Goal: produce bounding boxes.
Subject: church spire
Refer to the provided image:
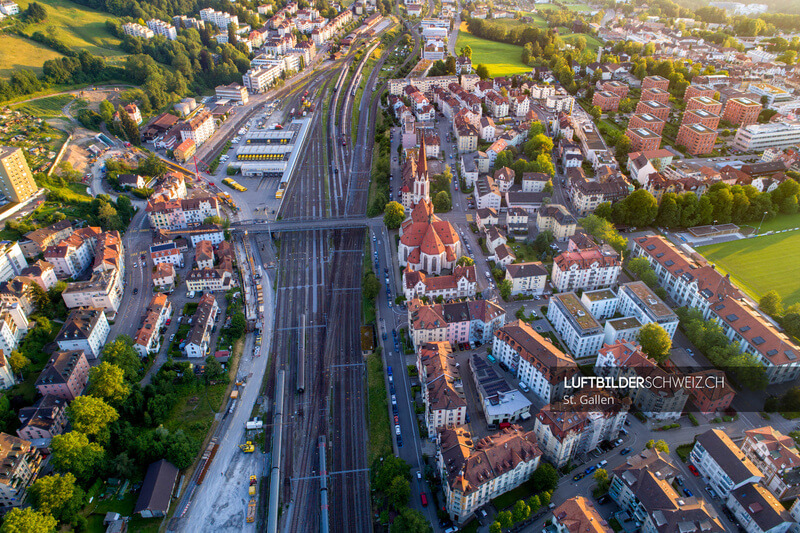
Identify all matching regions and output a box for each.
[417,134,428,180]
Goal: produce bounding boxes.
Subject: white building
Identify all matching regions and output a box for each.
[733,121,800,153]
[122,22,155,39]
[199,7,238,28]
[184,294,218,358]
[61,269,123,316]
[0,242,26,284]
[417,342,466,435]
[551,247,621,293]
[133,293,171,357]
[504,262,548,296]
[402,265,477,301]
[55,307,110,359]
[470,354,532,426]
[690,429,763,498]
[727,483,793,533]
[547,292,605,360]
[146,19,178,40]
[215,83,249,104]
[243,64,284,93]
[617,281,678,338]
[179,110,215,147]
[580,288,618,320]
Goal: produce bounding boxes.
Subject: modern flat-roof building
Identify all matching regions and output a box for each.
[681,108,721,130]
[617,281,679,338]
[547,292,604,360]
[635,100,670,121]
[469,354,532,426]
[676,123,717,155]
[625,127,661,152]
[580,288,618,320]
[628,113,665,136]
[684,85,715,102]
[686,96,723,115]
[733,121,800,152]
[0,146,38,203]
[642,87,670,104]
[602,81,629,99]
[642,75,669,91]
[592,91,620,112]
[722,97,761,127]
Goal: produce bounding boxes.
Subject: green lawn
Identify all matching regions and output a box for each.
[752,212,800,234]
[13,94,74,117]
[0,34,64,76]
[696,231,800,306]
[456,23,529,77]
[561,32,604,51]
[366,351,392,463]
[493,16,547,28]
[164,383,228,443]
[16,0,124,56]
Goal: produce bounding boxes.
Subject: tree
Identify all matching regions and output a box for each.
[67,396,118,438]
[204,354,225,383]
[391,508,432,533]
[499,279,512,300]
[512,499,531,522]
[489,523,502,533]
[594,202,613,221]
[24,2,47,22]
[760,290,784,318]
[539,491,551,506]
[497,510,514,530]
[532,462,559,492]
[373,455,410,488]
[645,439,669,453]
[528,121,545,138]
[456,256,474,266]
[697,195,714,225]
[527,494,541,513]
[459,45,472,59]
[525,134,554,159]
[118,107,140,146]
[29,473,84,525]
[589,105,602,121]
[593,468,610,491]
[476,64,490,79]
[230,312,247,340]
[50,432,104,479]
[384,201,405,229]
[637,323,671,363]
[386,475,410,510]
[8,351,30,374]
[623,189,658,227]
[362,271,380,300]
[88,362,129,404]
[101,336,142,381]
[433,191,451,212]
[656,193,680,228]
[0,508,57,533]
[615,134,632,163]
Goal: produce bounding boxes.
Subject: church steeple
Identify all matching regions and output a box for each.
[417,134,428,180]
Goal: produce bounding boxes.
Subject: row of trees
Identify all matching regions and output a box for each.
[371,456,430,532]
[758,291,800,345]
[488,464,558,533]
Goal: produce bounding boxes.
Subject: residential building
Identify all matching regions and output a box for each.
[609,448,724,533]
[506,207,528,234]
[153,263,176,292]
[150,242,183,267]
[407,298,505,348]
[522,172,550,193]
[0,433,42,508]
[134,293,171,357]
[688,369,735,415]
[398,200,462,275]
[122,22,155,39]
[676,123,717,156]
[733,121,800,153]
[474,175,502,210]
[551,496,613,533]
[687,96,723,115]
[727,483,793,533]
[44,231,95,279]
[642,75,669,91]
[402,265,477,301]
[567,176,630,217]
[536,205,576,241]
[595,341,689,420]
[179,109,215,147]
[684,85,716,102]
[592,91,620,112]
[626,127,661,153]
[19,220,72,258]
[61,269,123,316]
[722,97,761,127]
[682,108,721,130]
[187,225,225,247]
[628,114,665,136]
[741,427,800,501]
[547,293,605,360]
[580,289,617,320]
[551,247,621,293]
[641,87,670,104]
[617,281,678,338]
[195,240,215,270]
[438,425,541,523]
[17,395,68,444]
[35,349,89,401]
[199,7,238,28]
[146,18,177,40]
[184,294,218,358]
[493,167,514,193]
[470,354,532,426]
[0,242,25,284]
[631,235,800,383]
[690,429,763,498]
[635,100,670,121]
[0,350,12,390]
[186,268,232,293]
[476,207,498,230]
[492,320,578,404]
[417,342,467,435]
[134,460,179,518]
[0,1,19,15]
[0,146,38,203]
[534,388,628,468]
[146,196,220,230]
[174,139,195,163]
[504,262,548,297]
[55,307,109,359]
[603,316,643,345]
[602,81,629,99]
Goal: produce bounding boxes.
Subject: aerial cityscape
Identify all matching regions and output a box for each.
[0,0,799,531]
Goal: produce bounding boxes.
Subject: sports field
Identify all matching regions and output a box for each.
[456,24,529,77]
[696,231,800,306]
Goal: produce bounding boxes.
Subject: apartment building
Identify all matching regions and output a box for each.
[684,84,715,102]
[602,81,629,99]
[146,196,220,230]
[44,232,95,279]
[402,265,477,301]
[547,293,605,360]
[35,349,89,401]
[688,369,735,415]
[152,263,175,292]
[551,497,613,533]
[505,207,527,234]
[243,64,284,93]
[617,281,678,338]
[628,113,665,136]
[470,354,531,426]
[186,268,232,293]
[626,127,661,152]
[733,121,800,152]
[134,293,172,357]
[492,320,578,404]
[551,247,621,293]
[690,429,763,498]
[186,225,225,246]
[741,427,800,501]
[592,91,620,112]
[609,448,724,533]
[0,433,42,508]
[215,83,249,104]
[122,22,155,39]
[407,298,505,349]
[486,92,509,117]
[185,294,218,358]
[0,242,25,284]
[727,483,793,533]
[534,388,628,468]
[642,75,669,91]
[199,7,238,28]
[635,100,670,121]
[567,177,630,217]
[19,220,72,258]
[686,96,723,115]
[17,395,68,443]
[150,242,183,267]
[681,108,721,131]
[146,18,177,40]
[474,175,502,210]
[504,262,548,297]
[417,342,466,435]
[0,146,38,203]
[642,87,670,105]
[676,123,717,156]
[179,109,215,147]
[631,235,800,383]
[61,269,123,316]
[595,340,689,420]
[195,240,215,270]
[438,425,541,523]
[536,204,576,242]
[55,307,109,359]
[722,97,762,127]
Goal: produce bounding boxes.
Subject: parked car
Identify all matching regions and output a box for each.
[573,473,585,481]
[620,447,631,456]
[683,488,693,497]
[688,464,700,476]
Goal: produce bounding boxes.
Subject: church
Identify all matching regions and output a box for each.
[398,199,462,275]
[399,134,431,211]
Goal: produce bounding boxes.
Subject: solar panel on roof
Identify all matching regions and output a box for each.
[753,336,765,345]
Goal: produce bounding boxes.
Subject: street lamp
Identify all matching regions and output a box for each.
[757,211,768,235]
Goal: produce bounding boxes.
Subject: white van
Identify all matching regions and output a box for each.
[519,382,530,393]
